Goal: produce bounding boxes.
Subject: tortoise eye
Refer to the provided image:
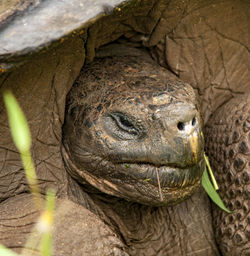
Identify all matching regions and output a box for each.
[102,112,146,141]
[109,112,138,135]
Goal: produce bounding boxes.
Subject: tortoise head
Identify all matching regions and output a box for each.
[62,54,205,206]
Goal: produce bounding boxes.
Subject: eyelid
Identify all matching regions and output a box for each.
[102,112,146,141]
[109,112,138,134]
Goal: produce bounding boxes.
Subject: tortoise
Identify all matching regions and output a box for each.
[0,0,249,255]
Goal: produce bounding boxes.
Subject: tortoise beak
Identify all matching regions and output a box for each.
[189,130,200,163]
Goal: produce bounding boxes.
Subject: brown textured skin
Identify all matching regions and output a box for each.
[205,96,250,256]
[0,0,249,255]
[0,191,218,256]
[89,187,218,256]
[0,194,128,256]
[0,37,85,201]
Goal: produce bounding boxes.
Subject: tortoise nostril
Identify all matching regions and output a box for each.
[177,122,185,131]
[178,116,197,131]
[192,117,196,126]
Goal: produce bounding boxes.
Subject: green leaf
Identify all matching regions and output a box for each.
[3,90,31,152]
[40,233,52,256]
[45,189,56,213]
[204,153,219,190]
[3,90,42,208]
[0,244,18,256]
[202,168,231,213]
[20,151,41,205]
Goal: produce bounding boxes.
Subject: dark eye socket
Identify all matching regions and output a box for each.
[110,112,138,134]
[119,115,134,128]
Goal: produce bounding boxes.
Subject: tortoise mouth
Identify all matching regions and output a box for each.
[62,144,205,205]
[116,161,204,189]
[62,142,204,190]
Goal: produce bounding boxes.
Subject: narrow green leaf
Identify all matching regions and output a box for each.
[0,244,18,256]
[3,90,31,152]
[40,233,52,256]
[202,168,231,213]
[204,153,219,190]
[3,91,42,208]
[45,189,56,213]
[20,151,42,208]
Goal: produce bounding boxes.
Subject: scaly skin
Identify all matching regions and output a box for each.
[205,95,250,256]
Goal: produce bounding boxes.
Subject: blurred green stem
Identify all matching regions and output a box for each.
[20,151,42,209]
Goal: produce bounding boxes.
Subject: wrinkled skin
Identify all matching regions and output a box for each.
[0,0,249,256]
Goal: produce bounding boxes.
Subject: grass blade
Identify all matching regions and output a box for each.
[3,91,42,208]
[39,189,55,256]
[202,167,231,213]
[3,90,31,152]
[204,153,219,190]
